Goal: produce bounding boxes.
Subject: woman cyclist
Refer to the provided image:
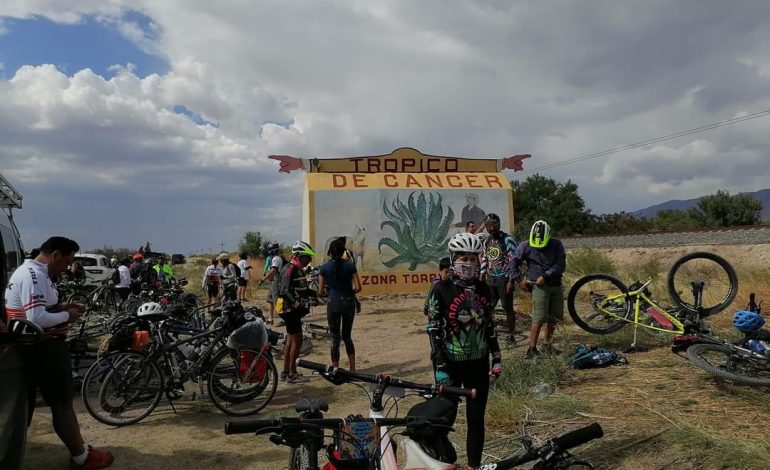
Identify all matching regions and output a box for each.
[424,232,502,468]
[317,238,362,371]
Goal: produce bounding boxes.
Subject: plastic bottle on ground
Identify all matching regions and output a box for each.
[530,383,555,399]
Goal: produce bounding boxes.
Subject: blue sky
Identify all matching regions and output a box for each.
[0,11,167,78]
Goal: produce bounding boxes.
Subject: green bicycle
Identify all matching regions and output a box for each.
[567,252,739,337]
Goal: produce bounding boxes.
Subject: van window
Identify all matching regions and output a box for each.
[74,256,98,267]
[0,225,20,279]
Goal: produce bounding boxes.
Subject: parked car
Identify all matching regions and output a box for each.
[74,253,116,286]
[171,254,186,265]
[0,172,24,289]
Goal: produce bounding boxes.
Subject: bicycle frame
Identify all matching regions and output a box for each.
[594,279,686,334]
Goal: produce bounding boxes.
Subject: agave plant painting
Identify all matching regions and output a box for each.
[378,192,454,271]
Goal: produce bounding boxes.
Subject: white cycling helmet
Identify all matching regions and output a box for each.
[137,302,164,317]
[448,232,482,254]
[291,240,316,256]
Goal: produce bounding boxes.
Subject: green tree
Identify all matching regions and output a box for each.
[238,231,276,257]
[92,245,134,260]
[586,212,652,234]
[651,209,701,231]
[689,189,762,227]
[512,174,592,240]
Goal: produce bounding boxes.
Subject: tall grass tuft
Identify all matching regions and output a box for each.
[566,247,617,280]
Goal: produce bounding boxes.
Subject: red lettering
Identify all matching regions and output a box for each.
[425,174,443,188]
[446,175,462,188]
[361,275,369,285]
[484,174,503,188]
[388,275,397,284]
[427,158,441,172]
[406,174,422,188]
[371,275,379,285]
[402,158,416,172]
[384,158,398,172]
[333,174,347,188]
[402,274,411,283]
[419,274,429,283]
[446,159,459,172]
[411,274,420,283]
[429,273,439,281]
[352,174,366,188]
[466,175,482,188]
[367,159,381,173]
[350,158,365,172]
[384,174,398,187]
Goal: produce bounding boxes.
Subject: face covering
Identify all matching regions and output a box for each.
[452,260,480,284]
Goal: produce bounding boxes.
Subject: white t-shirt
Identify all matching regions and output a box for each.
[270,256,283,271]
[117,265,132,288]
[237,259,250,280]
[5,259,69,330]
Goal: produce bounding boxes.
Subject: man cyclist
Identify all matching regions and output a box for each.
[277,241,317,383]
[479,213,518,346]
[259,243,283,324]
[424,232,502,468]
[513,220,566,359]
[153,256,174,287]
[218,254,238,301]
[5,236,114,469]
[236,252,252,302]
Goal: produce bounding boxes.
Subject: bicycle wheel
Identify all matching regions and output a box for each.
[567,274,631,335]
[81,352,164,426]
[305,322,331,340]
[667,252,738,317]
[288,444,312,470]
[68,292,91,307]
[686,343,770,387]
[207,347,278,416]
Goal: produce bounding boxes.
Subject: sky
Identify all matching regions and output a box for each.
[2,1,770,254]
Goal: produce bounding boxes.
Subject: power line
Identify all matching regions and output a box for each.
[517,108,770,176]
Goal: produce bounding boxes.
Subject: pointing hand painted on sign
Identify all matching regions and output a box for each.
[501,154,531,171]
[268,155,303,173]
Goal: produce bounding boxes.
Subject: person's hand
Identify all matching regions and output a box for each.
[506,281,514,293]
[67,308,83,323]
[519,279,529,290]
[490,358,503,378]
[536,276,545,286]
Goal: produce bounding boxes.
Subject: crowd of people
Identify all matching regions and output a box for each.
[0,216,566,469]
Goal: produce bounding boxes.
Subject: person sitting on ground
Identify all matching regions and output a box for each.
[218,254,238,301]
[201,257,222,310]
[318,238,362,371]
[512,220,566,359]
[424,232,501,468]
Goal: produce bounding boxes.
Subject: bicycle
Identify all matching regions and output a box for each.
[80,301,278,425]
[567,252,738,347]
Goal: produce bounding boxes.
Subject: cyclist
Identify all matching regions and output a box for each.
[236,252,252,302]
[512,220,566,359]
[259,243,283,324]
[115,258,132,301]
[218,254,238,301]
[479,213,518,346]
[153,256,174,287]
[201,257,222,309]
[424,232,502,468]
[318,238,362,371]
[5,236,114,469]
[277,241,317,383]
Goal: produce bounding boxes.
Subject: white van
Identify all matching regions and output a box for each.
[74,253,116,286]
[0,174,25,289]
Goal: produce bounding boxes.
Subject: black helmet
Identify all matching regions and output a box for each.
[239,252,248,259]
[484,213,500,224]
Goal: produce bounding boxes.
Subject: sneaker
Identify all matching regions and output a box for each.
[525,347,540,360]
[287,373,309,384]
[280,371,289,382]
[506,335,517,348]
[71,446,114,470]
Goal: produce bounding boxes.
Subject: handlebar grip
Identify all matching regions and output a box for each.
[224,419,280,435]
[439,385,476,399]
[296,359,331,373]
[550,423,603,452]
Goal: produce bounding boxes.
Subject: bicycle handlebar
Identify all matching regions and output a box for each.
[296,359,476,399]
[503,423,603,467]
[225,416,450,435]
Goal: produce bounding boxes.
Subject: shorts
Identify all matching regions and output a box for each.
[281,310,303,335]
[531,284,564,325]
[20,339,75,409]
[238,278,248,287]
[207,283,220,298]
[266,281,277,304]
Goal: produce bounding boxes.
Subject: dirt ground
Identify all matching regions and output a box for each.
[24,245,770,469]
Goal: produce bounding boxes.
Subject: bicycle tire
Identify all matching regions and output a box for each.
[67,292,91,307]
[567,274,631,335]
[207,347,278,416]
[305,322,331,340]
[667,252,738,317]
[686,343,770,387]
[81,352,164,426]
[288,444,312,470]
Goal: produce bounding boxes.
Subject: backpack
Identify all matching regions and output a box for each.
[111,268,121,285]
[140,265,158,285]
[232,263,241,278]
[568,344,628,369]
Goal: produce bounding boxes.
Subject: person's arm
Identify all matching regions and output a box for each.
[317,272,327,297]
[19,279,72,328]
[424,286,450,379]
[544,241,567,279]
[202,266,210,289]
[352,272,362,294]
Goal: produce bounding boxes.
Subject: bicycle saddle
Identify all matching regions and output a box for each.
[294,398,329,414]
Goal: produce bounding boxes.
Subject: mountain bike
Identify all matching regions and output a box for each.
[81,302,277,425]
[567,252,738,343]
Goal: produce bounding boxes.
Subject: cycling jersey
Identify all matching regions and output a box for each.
[117,265,132,288]
[480,231,517,280]
[5,260,69,330]
[202,265,221,288]
[262,255,273,276]
[424,279,500,364]
[277,259,313,313]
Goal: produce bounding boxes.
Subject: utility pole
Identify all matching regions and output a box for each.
[219,243,226,253]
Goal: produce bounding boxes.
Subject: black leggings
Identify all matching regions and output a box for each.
[446,358,490,467]
[327,299,356,362]
[488,279,515,335]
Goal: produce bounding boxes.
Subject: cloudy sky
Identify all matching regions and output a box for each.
[2,1,770,254]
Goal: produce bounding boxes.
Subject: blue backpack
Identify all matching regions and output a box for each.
[568,344,628,369]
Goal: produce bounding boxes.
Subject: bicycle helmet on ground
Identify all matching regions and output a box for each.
[137,302,164,318]
[733,310,765,332]
[529,220,551,248]
[291,240,316,257]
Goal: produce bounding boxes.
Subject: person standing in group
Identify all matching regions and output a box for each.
[218,254,238,301]
[115,258,132,302]
[236,252,252,302]
[5,236,114,469]
[258,243,283,324]
[318,238,362,371]
[153,256,174,287]
[512,220,566,359]
[201,258,222,310]
[276,241,316,383]
[424,232,502,468]
[479,213,518,347]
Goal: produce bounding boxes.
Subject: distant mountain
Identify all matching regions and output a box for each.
[632,188,770,220]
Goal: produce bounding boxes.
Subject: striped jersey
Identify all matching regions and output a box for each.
[5,259,70,331]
